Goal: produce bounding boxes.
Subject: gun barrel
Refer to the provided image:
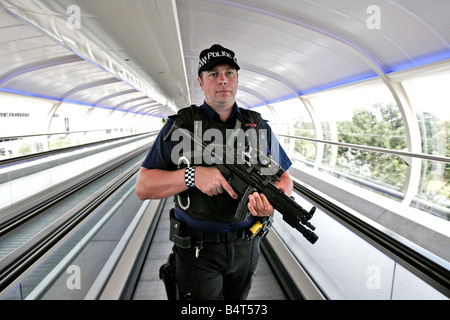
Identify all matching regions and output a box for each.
[291,219,319,244]
[266,190,319,244]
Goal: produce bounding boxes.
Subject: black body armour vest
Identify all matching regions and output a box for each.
[169,105,265,223]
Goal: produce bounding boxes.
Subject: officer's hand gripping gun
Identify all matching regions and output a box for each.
[216,151,318,244]
[165,120,319,244]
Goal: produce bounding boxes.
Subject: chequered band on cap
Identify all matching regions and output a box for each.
[185,166,196,188]
[198,44,240,76]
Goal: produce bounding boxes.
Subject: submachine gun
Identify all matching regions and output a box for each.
[165,119,319,244]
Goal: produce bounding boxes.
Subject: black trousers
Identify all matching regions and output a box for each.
[173,236,261,300]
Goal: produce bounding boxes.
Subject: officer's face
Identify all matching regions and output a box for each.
[198,64,238,111]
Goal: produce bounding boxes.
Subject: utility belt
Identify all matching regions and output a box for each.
[169,208,272,258]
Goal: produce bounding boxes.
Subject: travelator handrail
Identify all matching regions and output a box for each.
[0,142,151,296]
[0,128,159,141]
[277,133,450,164]
[0,130,159,168]
[292,180,450,298]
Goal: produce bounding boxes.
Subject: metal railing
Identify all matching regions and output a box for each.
[277,134,449,164]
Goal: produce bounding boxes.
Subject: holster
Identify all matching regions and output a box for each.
[169,208,191,249]
[159,209,191,300]
[159,252,177,300]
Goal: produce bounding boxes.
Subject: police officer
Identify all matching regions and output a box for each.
[136,44,293,300]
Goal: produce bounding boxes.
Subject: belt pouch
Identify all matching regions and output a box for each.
[169,209,191,249]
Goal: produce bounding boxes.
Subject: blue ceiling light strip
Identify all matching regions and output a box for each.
[3,51,449,113]
[246,93,298,109]
[300,73,380,96]
[248,52,450,109]
[386,50,450,73]
[0,87,62,103]
[247,73,379,109]
[0,87,155,117]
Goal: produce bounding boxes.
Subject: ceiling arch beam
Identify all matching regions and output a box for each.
[132,102,162,114]
[0,55,83,87]
[60,78,121,102]
[389,1,449,48]
[126,101,159,113]
[237,87,270,108]
[204,0,387,75]
[114,96,150,110]
[93,89,137,106]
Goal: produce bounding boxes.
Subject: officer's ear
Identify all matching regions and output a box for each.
[197,75,204,91]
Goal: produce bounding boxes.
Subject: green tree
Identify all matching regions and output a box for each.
[17,143,32,156]
[336,102,407,190]
[418,112,450,200]
[293,119,316,162]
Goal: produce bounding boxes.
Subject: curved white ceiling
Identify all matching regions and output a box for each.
[0,0,449,116]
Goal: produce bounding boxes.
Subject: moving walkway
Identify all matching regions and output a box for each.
[0,134,448,300]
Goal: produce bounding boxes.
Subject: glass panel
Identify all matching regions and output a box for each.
[413,160,450,220]
[249,105,276,123]
[403,72,450,158]
[403,72,450,219]
[0,94,160,161]
[329,147,407,200]
[268,98,317,163]
[0,135,154,210]
[0,93,53,137]
[294,82,409,197]
[109,111,128,138]
[48,102,91,149]
[309,80,405,148]
[84,108,112,143]
[0,93,53,157]
[48,103,91,134]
